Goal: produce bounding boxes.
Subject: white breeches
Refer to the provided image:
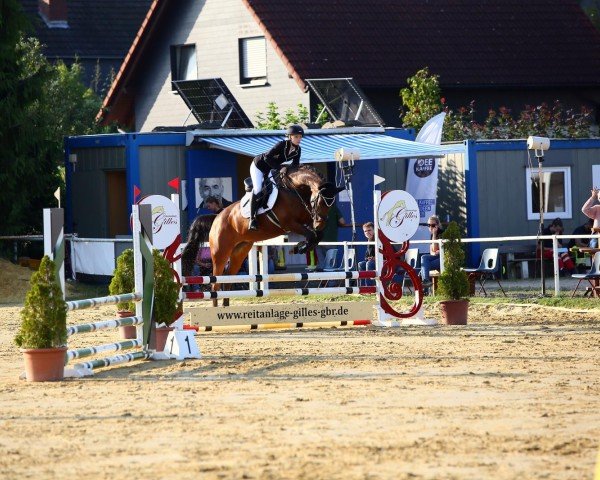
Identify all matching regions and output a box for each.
[250,163,264,195]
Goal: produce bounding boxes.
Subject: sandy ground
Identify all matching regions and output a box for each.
[0,295,599,480]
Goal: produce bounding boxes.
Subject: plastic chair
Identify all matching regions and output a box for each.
[321,248,356,287]
[463,248,506,296]
[571,252,600,297]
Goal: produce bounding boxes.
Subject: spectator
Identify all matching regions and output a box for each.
[315,202,352,270]
[538,218,576,274]
[204,195,223,214]
[358,222,375,286]
[581,187,600,248]
[567,218,593,249]
[421,215,444,292]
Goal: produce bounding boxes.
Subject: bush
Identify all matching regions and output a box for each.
[153,250,180,327]
[109,249,136,311]
[437,222,470,301]
[15,256,67,349]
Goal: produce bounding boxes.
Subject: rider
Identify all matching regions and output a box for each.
[248,124,304,230]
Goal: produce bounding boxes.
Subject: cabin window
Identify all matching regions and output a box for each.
[170,44,197,88]
[525,166,572,220]
[239,36,267,86]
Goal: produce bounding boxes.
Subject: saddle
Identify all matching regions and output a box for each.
[240,170,279,219]
[243,169,279,209]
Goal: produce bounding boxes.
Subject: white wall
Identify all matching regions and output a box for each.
[135,0,309,131]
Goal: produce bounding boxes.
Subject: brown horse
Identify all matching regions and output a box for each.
[181,165,343,304]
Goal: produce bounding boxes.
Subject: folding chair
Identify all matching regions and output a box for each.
[320,248,356,287]
[571,252,600,297]
[463,248,506,296]
[400,248,421,293]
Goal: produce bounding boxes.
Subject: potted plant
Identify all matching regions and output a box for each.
[109,249,137,339]
[153,249,181,351]
[15,256,68,381]
[437,221,470,325]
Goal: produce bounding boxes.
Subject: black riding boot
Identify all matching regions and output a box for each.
[249,194,258,230]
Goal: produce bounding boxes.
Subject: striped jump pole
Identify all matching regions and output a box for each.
[184,285,376,300]
[193,319,372,332]
[183,270,377,285]
[47,203,156,376]
[66,292,143,311]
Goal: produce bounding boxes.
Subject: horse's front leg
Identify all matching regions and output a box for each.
[294,224,321,254]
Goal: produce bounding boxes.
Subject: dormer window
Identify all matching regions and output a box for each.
[239,36,267,86]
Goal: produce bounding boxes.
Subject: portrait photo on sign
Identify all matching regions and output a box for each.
[195,176,233,211]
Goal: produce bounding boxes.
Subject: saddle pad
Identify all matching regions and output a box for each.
[239,181,279,219]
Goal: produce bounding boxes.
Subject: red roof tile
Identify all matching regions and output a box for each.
[243,0,600,88]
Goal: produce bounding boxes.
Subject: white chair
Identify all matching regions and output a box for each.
[321,248,356,287]
[571,252,600,297]
[463,248,506,296]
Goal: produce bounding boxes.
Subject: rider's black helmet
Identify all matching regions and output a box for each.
[286,124,304,137]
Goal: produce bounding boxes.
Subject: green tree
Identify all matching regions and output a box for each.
[255,102,328,129]
[0,13,104,236]
[400,67,443,131]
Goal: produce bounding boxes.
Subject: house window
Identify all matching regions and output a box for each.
[239,36,267,85]
[170,44,197,86]
[525,166,572,220]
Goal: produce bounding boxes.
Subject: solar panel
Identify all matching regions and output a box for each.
[172,79,253,128]
[305,78,385,127]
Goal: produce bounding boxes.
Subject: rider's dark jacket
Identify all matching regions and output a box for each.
[253,140,301,174]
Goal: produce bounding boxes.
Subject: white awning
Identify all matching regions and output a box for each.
[189,131,455,163]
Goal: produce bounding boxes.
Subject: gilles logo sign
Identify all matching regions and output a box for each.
[377,190,420,243]
[138,194,180,249]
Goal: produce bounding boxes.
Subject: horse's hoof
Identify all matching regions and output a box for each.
[296,242,308,255]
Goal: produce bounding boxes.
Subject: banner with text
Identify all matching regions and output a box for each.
[187,302,375,327]
[405,112,446,252]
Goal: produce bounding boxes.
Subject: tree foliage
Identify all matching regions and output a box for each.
[400,67,444,132]
[255,102,328,129]
[0,2,104,235]
[399,68,594,141]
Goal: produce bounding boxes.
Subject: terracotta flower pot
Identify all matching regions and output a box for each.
[117,311,137,339]
[155,327,174,352]
[21,347,67,382]
[439,299,469,325]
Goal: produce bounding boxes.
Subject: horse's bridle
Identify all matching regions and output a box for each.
[275,170,334,226]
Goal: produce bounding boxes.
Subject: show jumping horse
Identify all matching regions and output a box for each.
[181,165,344,306]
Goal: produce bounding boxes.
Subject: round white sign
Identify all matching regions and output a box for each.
[377,190,420,243]
[138,195,180,249]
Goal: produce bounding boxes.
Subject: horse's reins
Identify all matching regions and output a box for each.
[278,170,333,225]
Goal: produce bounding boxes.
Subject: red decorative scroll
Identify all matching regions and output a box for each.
[377,230,424,318]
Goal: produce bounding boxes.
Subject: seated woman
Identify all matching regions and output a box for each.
[421,215,444,292]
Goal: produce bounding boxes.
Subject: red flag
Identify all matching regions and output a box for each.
[133,185,141,202]
[168,177,180,193]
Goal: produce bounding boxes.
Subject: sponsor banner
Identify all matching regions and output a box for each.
[137,194,180,249]
[377,190,420,243]
[186,301,375,327]
[405,112,446,252]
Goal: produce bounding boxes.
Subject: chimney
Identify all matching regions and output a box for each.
[38,0,69,28]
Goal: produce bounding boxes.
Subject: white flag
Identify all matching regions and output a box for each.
[405,112,446,252]
[54,187,61,208]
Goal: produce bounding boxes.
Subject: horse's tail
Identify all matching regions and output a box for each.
[181,214,217,276]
